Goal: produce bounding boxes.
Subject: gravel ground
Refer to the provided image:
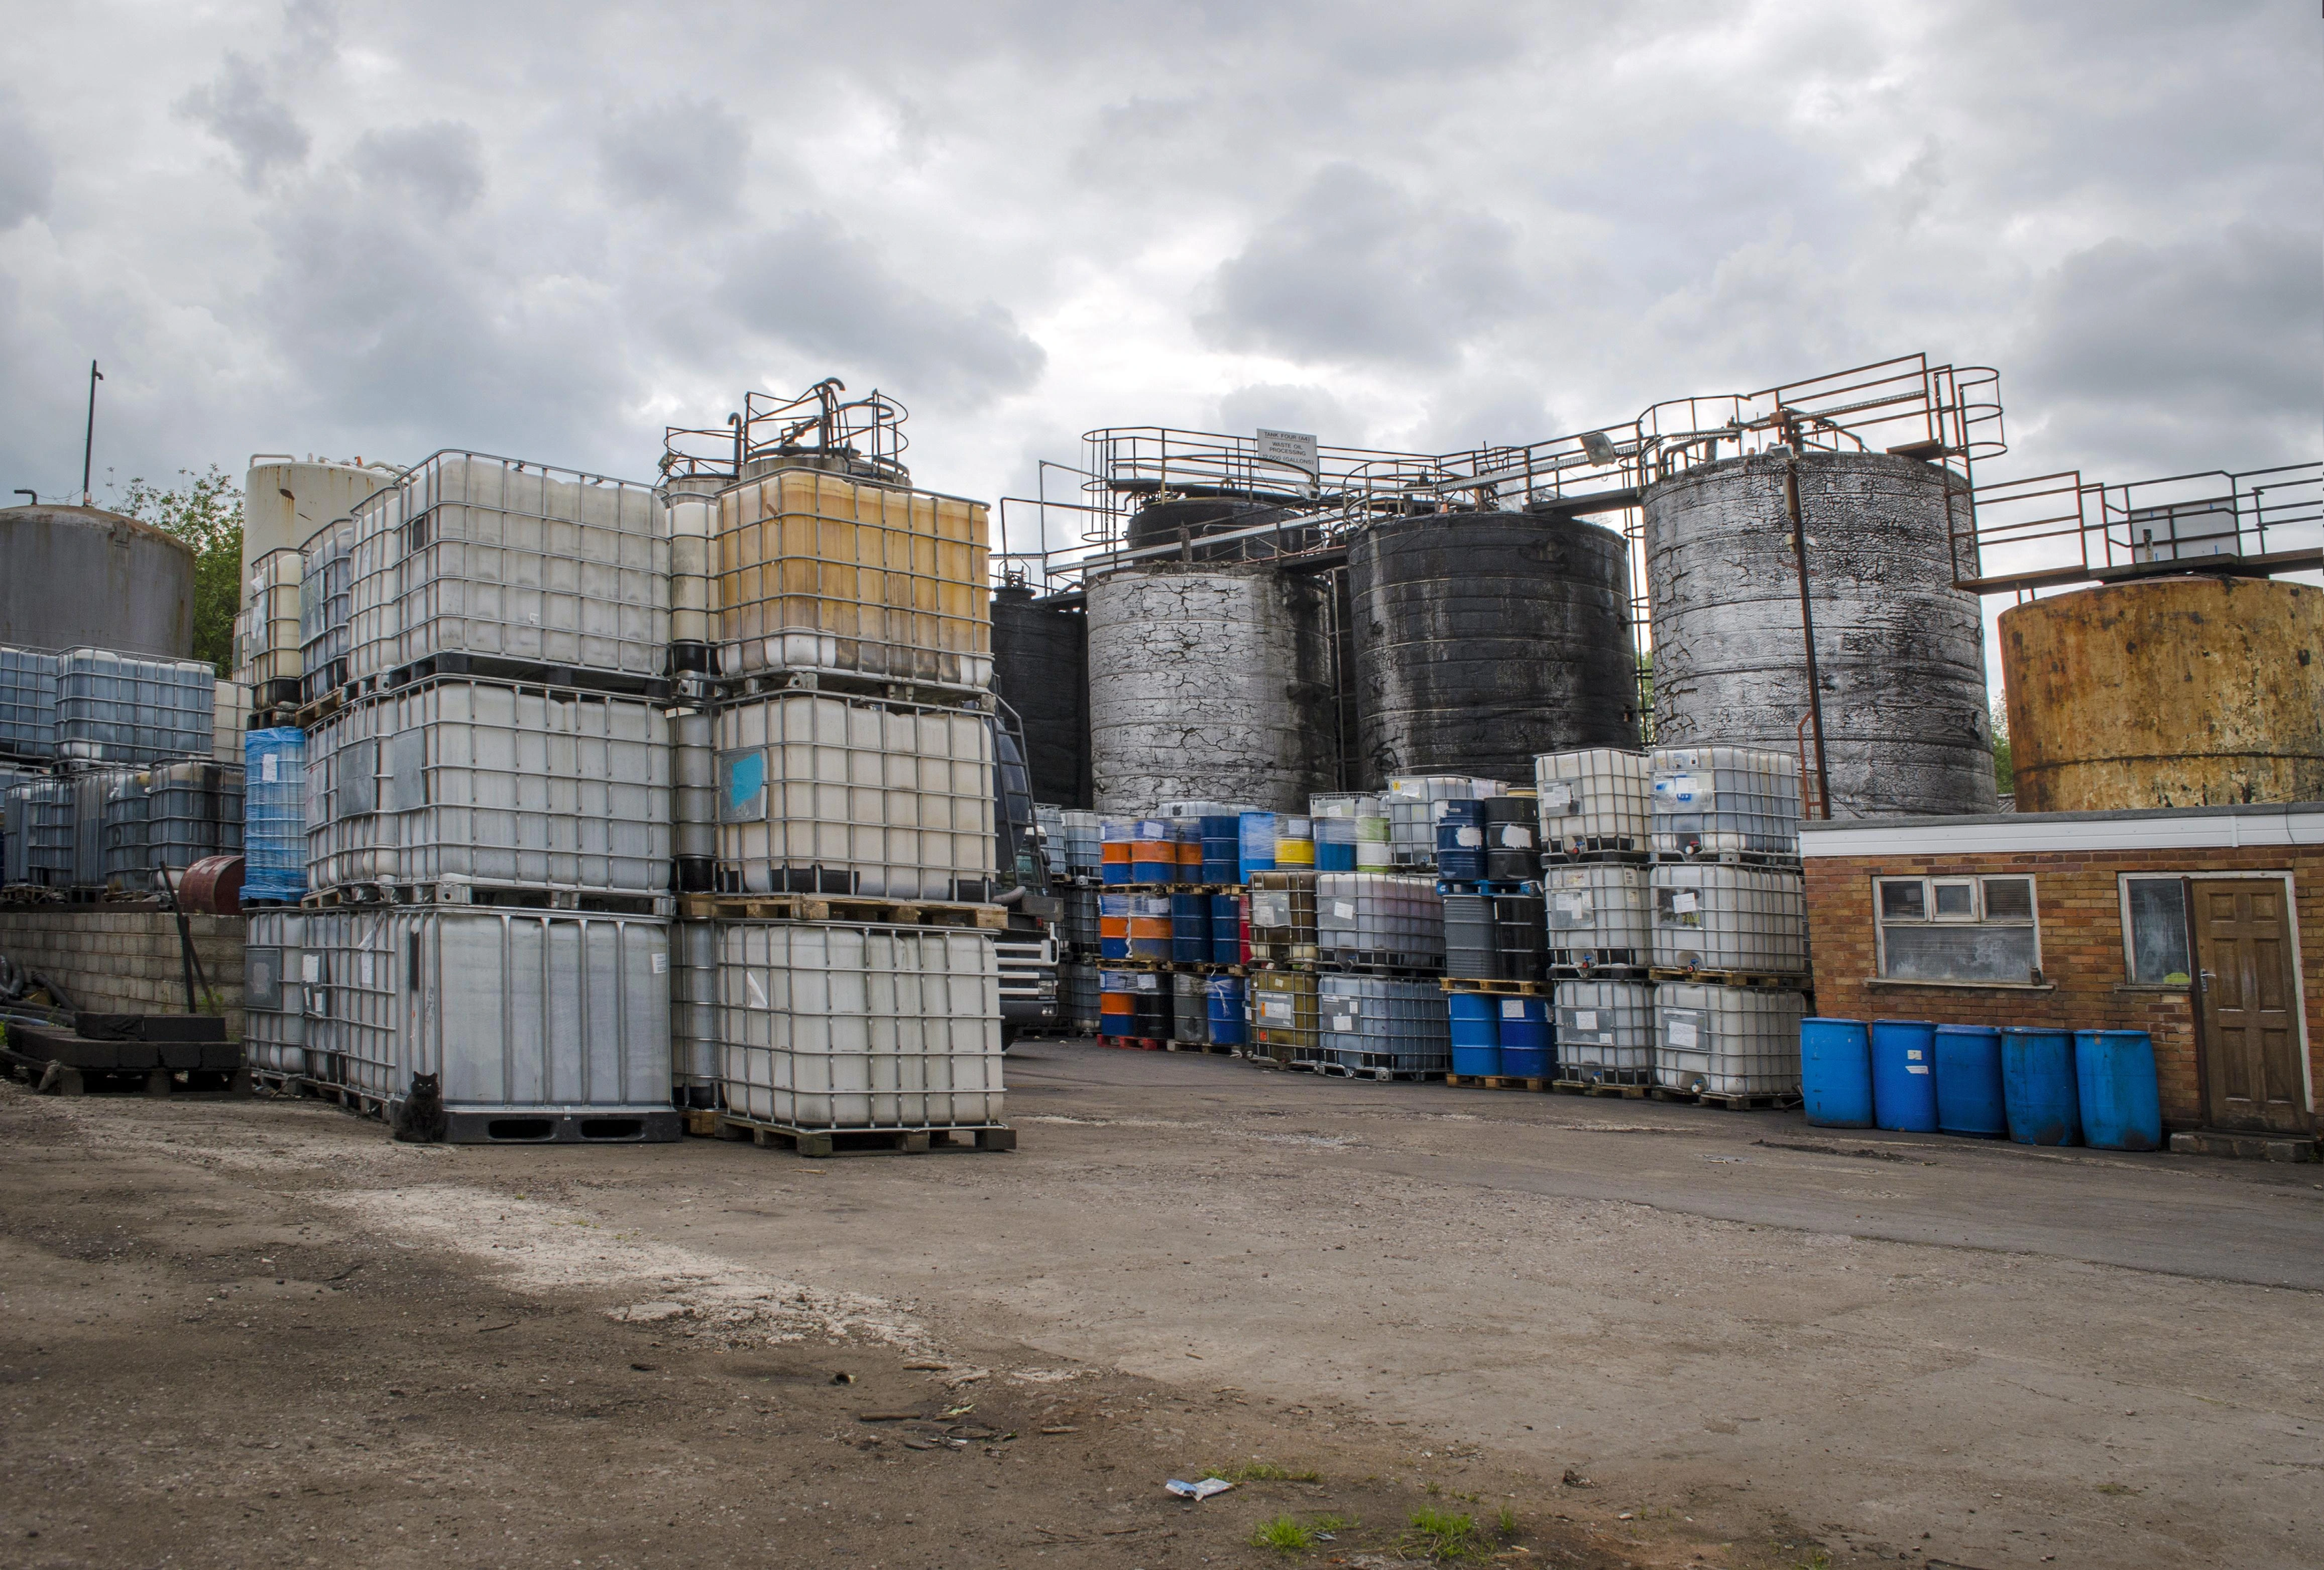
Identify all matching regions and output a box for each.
[4,1038,2319,1569]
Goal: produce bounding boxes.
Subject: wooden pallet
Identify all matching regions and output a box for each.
[1649,849,1802,869]
[1543,841,1648,863]
[1551,1079,1651,1098]
[250,1069,387,1116]
[708,666,996,713]
[1445,1072,1554,1092]
[713,1115,1014,1157]
[1163,1040,1236,1056]
[1649,1086,1802,1110]
[1319,1062,1436,1082]
[1099,1036,1166,1051]
[4,1046,247,1098]
[1434,880,1543,896]
[1316,957,1439,979]
[679,1106,723,1137]
[385,651,673,703]
[1440,977,1548,996]
[293,687,348,730]
[303,882,671,917]
[1647,967,1808,990]
[675,892,1005,929]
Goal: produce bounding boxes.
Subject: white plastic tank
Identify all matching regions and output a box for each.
[241,456,401,572]
[1653,982,1805,1096]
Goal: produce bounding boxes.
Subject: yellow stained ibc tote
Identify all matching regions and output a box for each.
[716,468,992,689]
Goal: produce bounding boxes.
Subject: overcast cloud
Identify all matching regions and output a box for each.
[2,0,2315,577]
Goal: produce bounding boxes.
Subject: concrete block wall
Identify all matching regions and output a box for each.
[0,908,246,1039]
[1804,844,2322,1133]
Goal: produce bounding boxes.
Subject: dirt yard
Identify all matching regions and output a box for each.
[4,1039,2318,1569]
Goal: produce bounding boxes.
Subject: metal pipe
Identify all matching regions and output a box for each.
[1783,450,1833,819]
[13,489,35,505]
[80,361,102,504]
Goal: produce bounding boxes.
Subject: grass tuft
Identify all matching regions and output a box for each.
[1407,1506,1480,1559]
[1495,1504,1519,1536]
[1251,1516,1315,1553]
[1203,1461,1323,1484]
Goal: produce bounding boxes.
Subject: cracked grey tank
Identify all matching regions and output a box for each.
[1349,510,1638,788]
[1642,451,1995,819]
[1085,563,1333,815]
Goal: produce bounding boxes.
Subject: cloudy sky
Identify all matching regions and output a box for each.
[3,0,2317,579]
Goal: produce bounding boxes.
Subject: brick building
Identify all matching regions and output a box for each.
[1800,804,2320,1155]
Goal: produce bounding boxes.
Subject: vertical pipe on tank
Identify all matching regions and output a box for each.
[1782,454,1833,819]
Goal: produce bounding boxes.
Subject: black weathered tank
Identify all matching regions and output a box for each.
[989,583,1091,807]
[1349,510,1638,788]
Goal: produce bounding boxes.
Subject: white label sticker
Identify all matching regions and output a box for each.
[1671,891,1699,914]
[1329,1014,1354,1032]
[1259,997,1293,1023]
[301,953,321,982]
[1454,826,1483,847]
[1907,1064,1930,1075]
[1906,1048,1923,1061]
[650,952,668,975]
[1545,783,1574,814]
[1668,1017,1700,1048]
[1332,900,1356,920]
[1500,999,1527,1020]
[1497,825,1534,849]
[1553,892,1590,917]
[261,753,278,783]
[1571,1010,1598,1031]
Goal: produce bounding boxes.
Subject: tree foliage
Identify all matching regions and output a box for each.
[113,467,243,673]
[1991,695,2013,796]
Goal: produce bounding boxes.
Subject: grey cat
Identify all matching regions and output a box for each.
[391,1072,449,1143]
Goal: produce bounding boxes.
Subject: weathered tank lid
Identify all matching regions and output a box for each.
[0,502,195,555]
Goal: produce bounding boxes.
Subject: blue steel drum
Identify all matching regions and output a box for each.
[1800,1018,1874,1128]
[1435,800,1488,882]
[1933,1025,2007,1137]
[1132,853,1175,883]
[2002,1027,2080,1146]
[1099,891,1130,960]
[1206,976,1247,1048]
[1448,991,1499,1077]
[2074,1030,2164,1152]
[1208,893,1242,964]
[1494,995,1553,1079]
[1171,892,1212,963]
[1316,839,1357,871]
[1238,812,1277,882]
[1200,816,1240,883]
[1871,1019,1940,1133]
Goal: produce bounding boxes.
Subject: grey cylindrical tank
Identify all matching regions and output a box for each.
[1643,451,1994,819]
[1,504,196,657]
[1349,510,1638,788]
[1086,563,1331,814]
[990,584,1090,808]
[1125,497,1297,557]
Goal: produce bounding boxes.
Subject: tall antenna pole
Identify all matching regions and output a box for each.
[80,360,104,505]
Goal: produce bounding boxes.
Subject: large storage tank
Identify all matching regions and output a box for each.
[2000,575,2323,811]
[990,582,1091,808]
[1349,510,1637,787]
[0,503,197,657]
[1086,563,1332,814]
[242,457,400,570]
[1124,496,1298,557]
[1642,451,1994,819]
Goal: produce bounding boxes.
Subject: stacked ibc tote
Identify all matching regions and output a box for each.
[262,453,683,1143]
[669,392,1013,1156]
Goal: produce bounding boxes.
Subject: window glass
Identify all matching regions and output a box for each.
[1877,873,2039,983]
[2124,878,2191,985]
[1879,880,1925,920]
[1883,924,2039,983]
[1983,877,2033,920]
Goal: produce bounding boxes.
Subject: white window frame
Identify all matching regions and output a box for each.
[1873,873,2043,982]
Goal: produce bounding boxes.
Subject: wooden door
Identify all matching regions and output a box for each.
[2192,879,2309,1134]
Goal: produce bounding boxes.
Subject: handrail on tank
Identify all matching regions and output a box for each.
[659,379,911,485]
[1957,460,2322,596]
